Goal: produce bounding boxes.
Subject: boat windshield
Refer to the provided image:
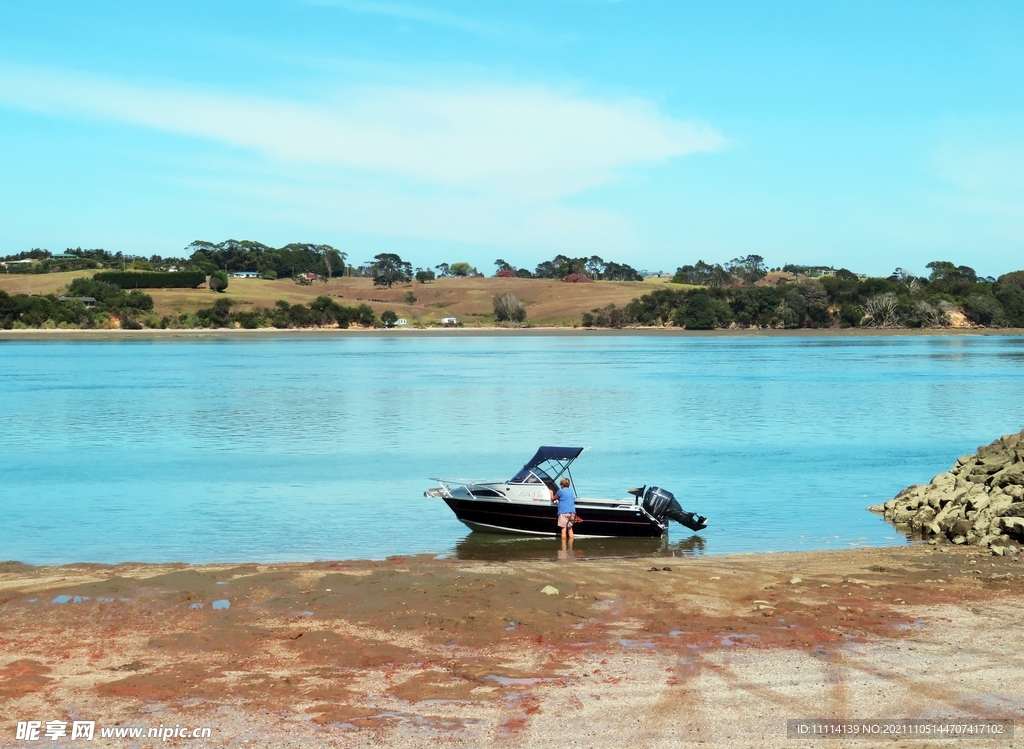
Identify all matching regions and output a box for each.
[509,447,585,490]
[510,465,556,490]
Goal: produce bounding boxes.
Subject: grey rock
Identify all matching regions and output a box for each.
[1001,517,1024,536]
[911,506,936,531]
[991,470,1024,489]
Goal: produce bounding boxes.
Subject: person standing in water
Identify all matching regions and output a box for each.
[553,477,576,542]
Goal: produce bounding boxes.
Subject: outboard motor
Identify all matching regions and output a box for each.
[642,486,707,531]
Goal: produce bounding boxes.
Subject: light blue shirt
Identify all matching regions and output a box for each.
[555,486,576,514]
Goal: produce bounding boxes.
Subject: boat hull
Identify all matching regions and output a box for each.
[442,497,665,538]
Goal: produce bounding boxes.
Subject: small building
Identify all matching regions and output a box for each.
[395,318,408,326]
[441,316,458,326]
[232,271,260,279]
[57,295,96,307]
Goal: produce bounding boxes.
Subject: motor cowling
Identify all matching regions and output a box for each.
[642,487,707,531]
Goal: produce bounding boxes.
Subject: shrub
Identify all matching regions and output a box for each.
[209,270,229,292]
[381,310,398,328]
[261,269,278,280]
[562,273,593,283]
[962,294,1005,326]
[493,293,527,323]
[675,292,717,329]
[495,268,517,278]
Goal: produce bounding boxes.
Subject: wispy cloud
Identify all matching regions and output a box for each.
[303,0,548,42]
[0,62,724,251]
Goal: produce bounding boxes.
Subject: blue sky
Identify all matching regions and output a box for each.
[1,1,1022,277]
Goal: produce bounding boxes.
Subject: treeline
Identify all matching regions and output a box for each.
[0,278,155,330]
[185,298,376,329]
[492,255,643,282]
[583,263,1024,329]
[185,240,346,280]
[0,283,378,330]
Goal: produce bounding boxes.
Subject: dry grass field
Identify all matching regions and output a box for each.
[1,271,666,326]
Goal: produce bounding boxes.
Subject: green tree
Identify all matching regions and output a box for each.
[405,291,417,304]
[448,261,476,277]
[209,270,229,292]
[676,292,717,329]
[415,268,436,283]
[323,247,346,279]
[381,310,398,328]
[262,269,278,280]
[372,254,412,288]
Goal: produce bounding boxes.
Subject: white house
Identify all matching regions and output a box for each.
[395,318,408,326]
[232,271,260,279]
[441,317,458,326]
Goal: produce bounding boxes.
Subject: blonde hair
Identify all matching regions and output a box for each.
[560,478,571,487]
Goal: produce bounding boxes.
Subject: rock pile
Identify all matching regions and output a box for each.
[869,429,1024,555]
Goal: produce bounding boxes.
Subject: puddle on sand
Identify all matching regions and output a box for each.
[619,638,656,649]
[52,595,71,604]
[189,603,203,610]
[894,618,925,629]
[486,675,552,686]
[212,599,230,610]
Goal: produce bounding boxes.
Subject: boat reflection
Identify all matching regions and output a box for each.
[450,532,707,561]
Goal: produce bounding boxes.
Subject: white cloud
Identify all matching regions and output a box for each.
[0,62,723,252]
[304,0,500,35]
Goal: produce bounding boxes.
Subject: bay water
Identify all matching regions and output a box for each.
[2,334,1023,564]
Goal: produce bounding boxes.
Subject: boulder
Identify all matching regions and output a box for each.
[991,470,1024,489]
[1000,517,1024,537]
[950,518,974,538]
[967,494,991,513]
[997,502,1024,518]
[910,506,936,531]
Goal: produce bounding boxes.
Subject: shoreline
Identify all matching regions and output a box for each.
[3,544,1022,747]
[2,325,1023,341]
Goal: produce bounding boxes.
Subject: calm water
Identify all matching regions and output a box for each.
[2,334,1023,565]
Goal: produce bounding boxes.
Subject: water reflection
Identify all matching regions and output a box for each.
[449,532,707,561]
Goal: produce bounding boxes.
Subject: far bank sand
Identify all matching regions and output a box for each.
[2,545,1022,747]
[2,326,1023,341]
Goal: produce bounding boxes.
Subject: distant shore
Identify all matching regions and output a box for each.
[3,326,1023,341]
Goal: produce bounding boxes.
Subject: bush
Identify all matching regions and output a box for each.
[209,270,229,292]
[675,292,718,329]
[495,268,517,278]
[93,271,206,289]
[381,310,398,328]
[261,269,278,280]
[562,273,593,283]
[994,285,1024,327]
[581,304,634,328]
[962,294,1005,326]
[493,293,527,323]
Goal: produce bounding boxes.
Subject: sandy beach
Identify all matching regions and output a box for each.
[2,545,1022,747]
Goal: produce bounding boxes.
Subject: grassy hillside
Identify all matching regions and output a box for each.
[1,271,665,326]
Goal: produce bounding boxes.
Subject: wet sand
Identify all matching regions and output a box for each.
[2,545,1023,747]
